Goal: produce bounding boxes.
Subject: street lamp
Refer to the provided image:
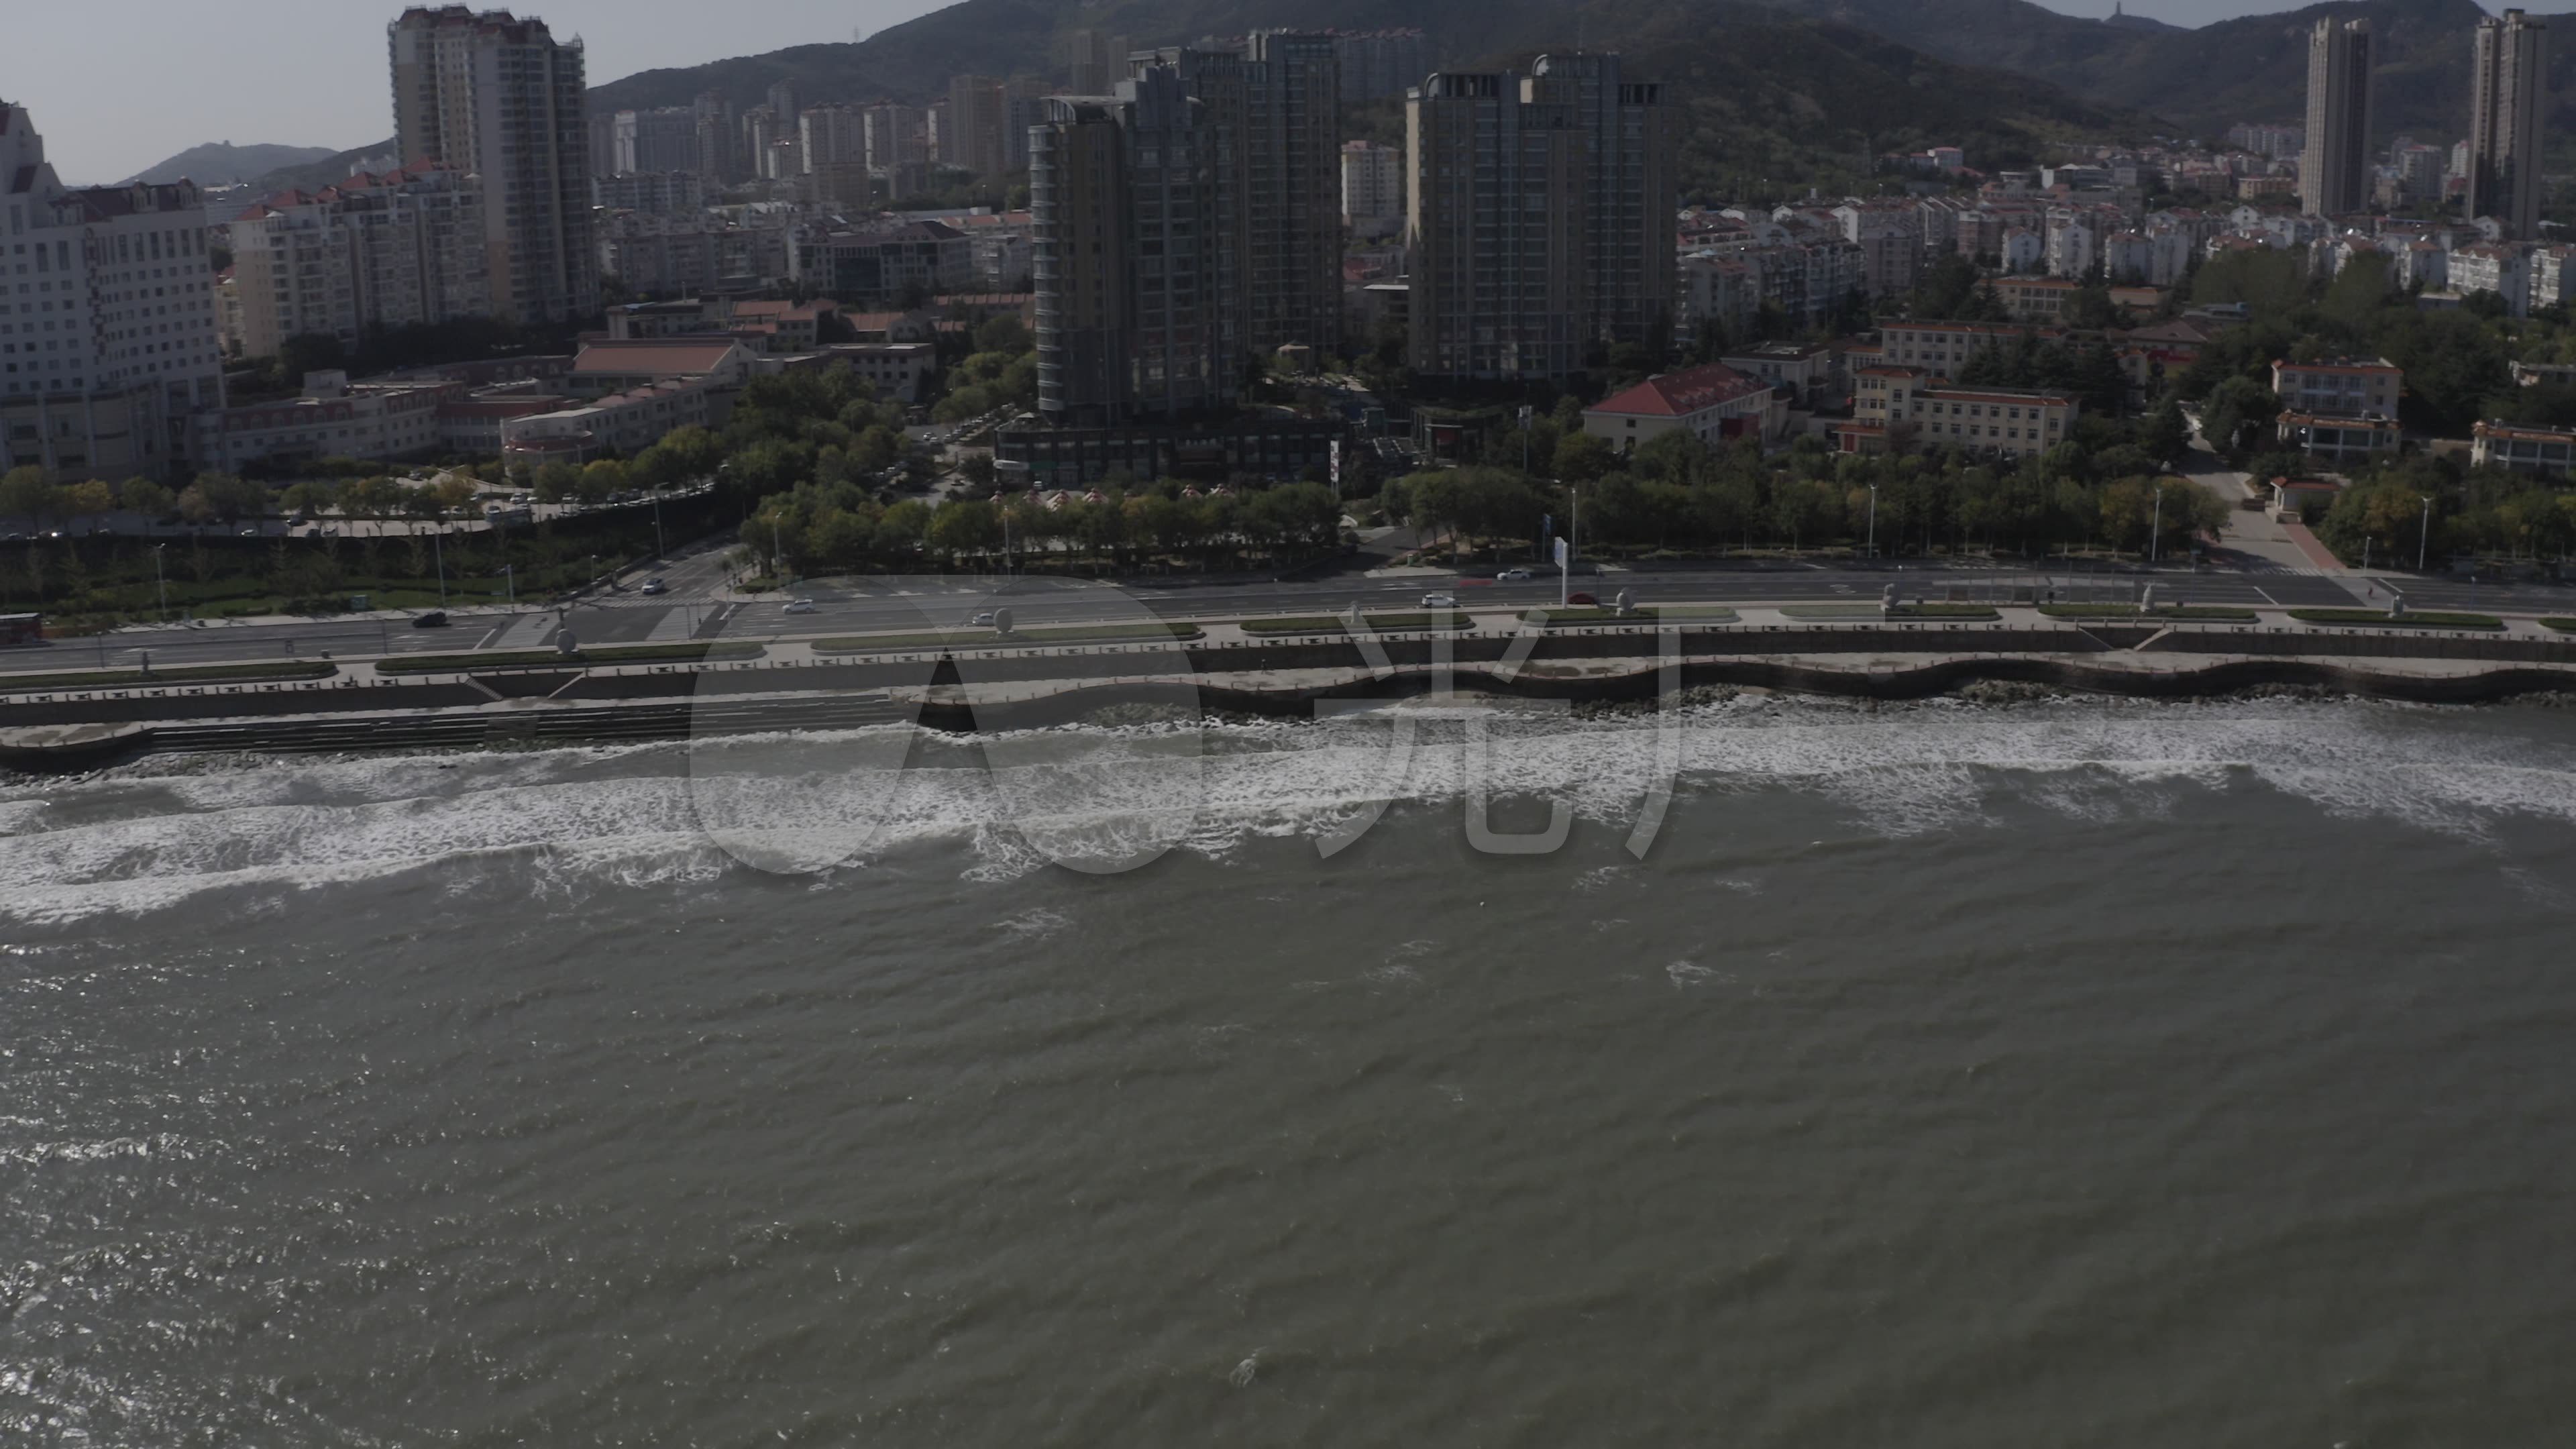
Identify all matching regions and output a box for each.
[502,563,515,608]
[2149,482,2166,566]
[650,487,667,560]
[2418,494,2434,572]
[432,527,447,606]
[152,543,168,622]
[1865,483,1879,561]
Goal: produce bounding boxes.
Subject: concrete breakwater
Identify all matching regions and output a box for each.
[7,623,2576,772]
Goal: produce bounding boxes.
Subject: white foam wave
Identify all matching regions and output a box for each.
[4,703,2575,924]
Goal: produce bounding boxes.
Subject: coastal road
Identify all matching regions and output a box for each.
[19,558,2571,676]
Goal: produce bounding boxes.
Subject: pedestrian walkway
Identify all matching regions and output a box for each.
[490,614,555,649]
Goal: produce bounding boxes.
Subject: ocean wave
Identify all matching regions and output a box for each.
[2,702,2574,924]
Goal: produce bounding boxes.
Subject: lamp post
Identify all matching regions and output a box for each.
[650,487,667,560]
[152,543,167,622]
[502,564,515,608]
[1866,483,1879,561]
[2149,483,2166,566]
[432,528,446,606]
[2418,494,2433,572]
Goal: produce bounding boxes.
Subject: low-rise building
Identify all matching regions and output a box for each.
[1841,366,2078,461]
[2275,410,2400,463]
[1721,341,1835,407]
[567,338,757,396]
[2471,419,2576,478]
[2269,356,2401,418]
[820,341,936,403]
[1993,276,2082,322]
[2450,244,2531,318]
[189,370,454,472]
[500,376,725,466]
[1582,362,1782,451]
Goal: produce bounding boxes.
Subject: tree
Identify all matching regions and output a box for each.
[972,315,1032,354]
[0,466,54,523]
[2200,376,2281,461]
[1554,430,1618,484]
[578,459,630,504]
[2140,398,2190,463]
[60,479,113,518]
[277,332,349,385]
[119,478,176,519]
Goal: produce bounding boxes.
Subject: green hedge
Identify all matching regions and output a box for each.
[1240,612,1472,635]
[375,642,767,674]
[812,623,1202,652]
[2037,604,2260,621]
[2542,619,2576,633]
[2288,608,2504,631]
[0,660,338,692]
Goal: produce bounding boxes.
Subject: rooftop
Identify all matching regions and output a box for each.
[1587,364,1770,418]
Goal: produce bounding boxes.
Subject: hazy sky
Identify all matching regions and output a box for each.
[9,0,2576,183]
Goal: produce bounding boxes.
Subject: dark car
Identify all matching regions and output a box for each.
[412,610,451,629]
[1567,592,1599,606]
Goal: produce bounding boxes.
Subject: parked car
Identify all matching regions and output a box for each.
[639,578,667,596]
[412,611,450,629]
[783,598,818,615]
[1421,592,1459,608]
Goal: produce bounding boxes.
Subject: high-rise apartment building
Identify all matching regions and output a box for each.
[799,104,867,175]
[948,75,1010,178]
[1063,31,1132,95]
[1332,30,1431,103]
[1406,55,1679,382]
[2299,18,2373,217]
[229,164,490,360]
[692,91,739,184]
[2468,7,2548,238]
[0,99,227,480]
[388,5,598,325]
[1028,39,1344,425]
[612,107,698,176]
[863,104,930,172]
[1342,140,1403,239]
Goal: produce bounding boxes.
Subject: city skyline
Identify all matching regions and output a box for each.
[18,0,2576,186]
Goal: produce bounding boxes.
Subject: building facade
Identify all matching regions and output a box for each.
[2300,19,2375,218]
[2467,8,2548,238]
[1405,55,1679,382]
[388,5,598,325]
[1,99,227,480]
[1843,368,2077,461]
[1583,363,1782,450]
[229,165,490,360]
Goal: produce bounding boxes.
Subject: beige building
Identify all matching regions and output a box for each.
[2472,418,2576,477]
[1342,140,1403,240]
[190,370,453,472]
[1407,55,1678,382]
[2269,356,2401,418]
[389,5,597,325]
[227,165,489,362]
[1582,362,1782,450]
[1,99,227,480]
[1843,366,2077,462]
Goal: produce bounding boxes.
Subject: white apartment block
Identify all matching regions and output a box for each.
[1,99,227,481]
[227,166,490,361]
[2045,215,2095,278]
[501,376,720,466]
[2451,243,2531,317]
[1341,141,1403,241]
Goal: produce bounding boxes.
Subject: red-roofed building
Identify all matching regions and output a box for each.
[1581,363,1784,451]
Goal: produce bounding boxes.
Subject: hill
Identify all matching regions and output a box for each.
[587,0,2149,203]
[1743,0,2559,148]
[242,140,405,197]
[119,142,340,187]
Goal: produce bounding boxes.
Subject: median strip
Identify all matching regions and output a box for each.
[1,661,339,693]
[2036,604,2259,621]
[374,643,767,674]
[1240,612,1473,635]
[810,622,1203,653]
[1780,602,2001,621]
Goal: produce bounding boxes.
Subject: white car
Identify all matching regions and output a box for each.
[969,610,998,627]
[783,598,818,615]
[1421,592,1459,608]
[1496,568,1533,582]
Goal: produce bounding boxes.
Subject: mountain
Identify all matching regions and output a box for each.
[588,0,2149,201]
[119,142,340,188]
[1744,0,2553,148]
[243,140,405,197]
[2102,3,2181,31]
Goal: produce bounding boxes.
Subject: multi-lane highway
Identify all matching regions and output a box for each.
[17,549,2571,676]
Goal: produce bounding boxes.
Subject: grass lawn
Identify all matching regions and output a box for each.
[2288,608,2504,631]
[2542,619,2576,633]
[376,642,767,674]
[810,623,1203,652]
[0,660,339,692]
[2037,604,2260,621]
